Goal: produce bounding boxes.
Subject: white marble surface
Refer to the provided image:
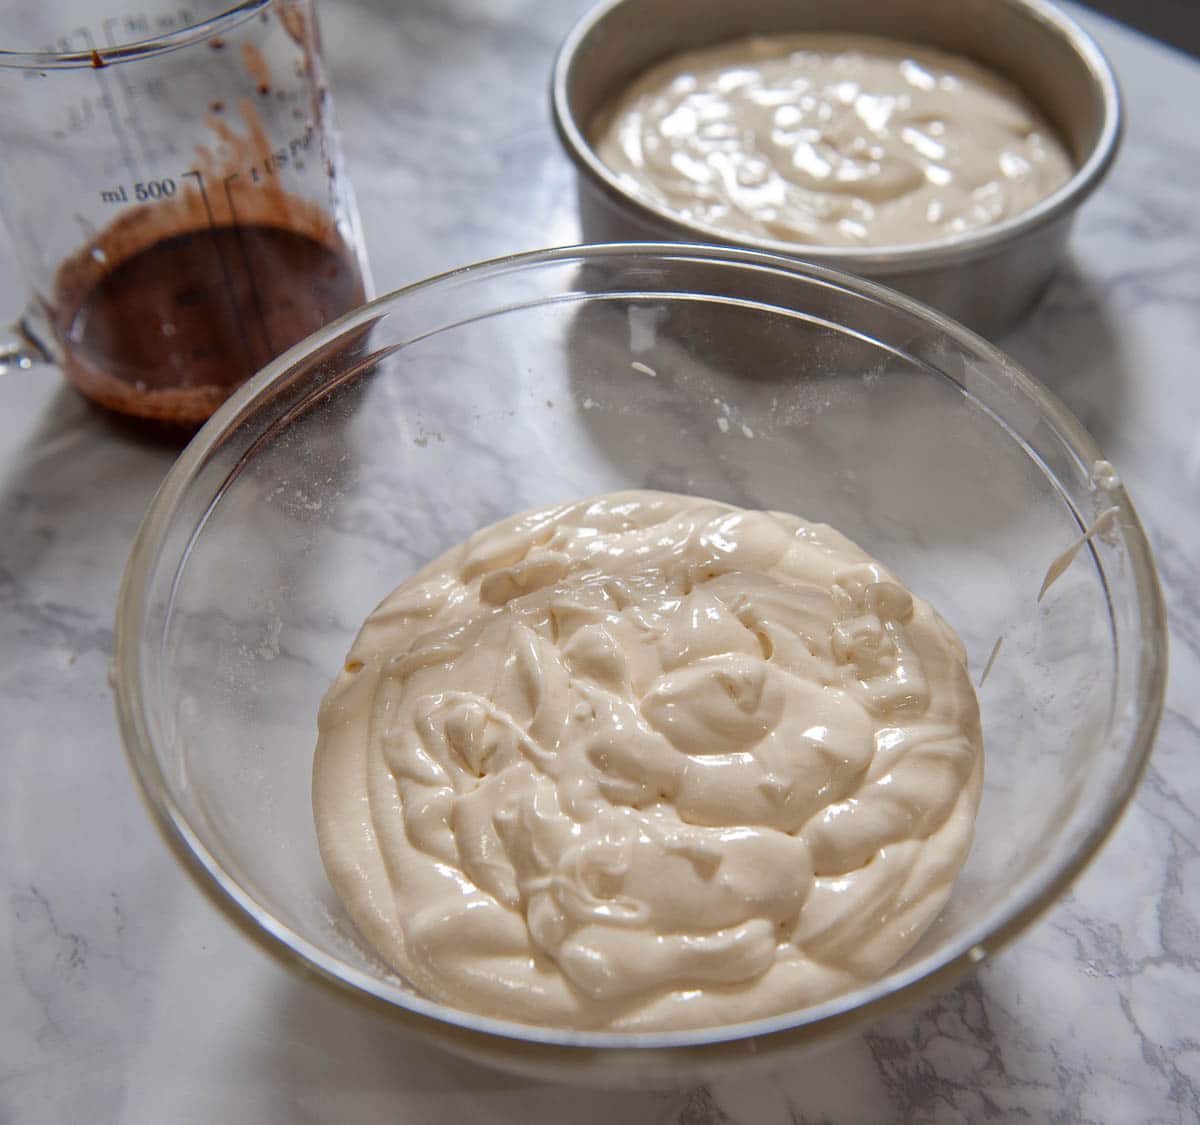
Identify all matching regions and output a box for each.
[1,1,1197,1120]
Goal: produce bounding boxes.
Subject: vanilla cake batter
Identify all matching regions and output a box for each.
[313,491,983,1030]
[591,34,1073,248]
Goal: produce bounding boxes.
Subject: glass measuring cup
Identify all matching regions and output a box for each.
[0,0,370,427]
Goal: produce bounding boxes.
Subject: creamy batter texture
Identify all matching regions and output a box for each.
[591,34,1074,248]
[314,491,983,1030]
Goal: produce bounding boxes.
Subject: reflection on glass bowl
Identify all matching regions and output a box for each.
[114,244,1165,1083]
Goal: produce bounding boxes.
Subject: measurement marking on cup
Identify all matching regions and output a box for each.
[71,25,137,176]
[102,16,155,163]
[246,124,315,183]
[223,172,275,357]
[97,124,313,207]
[98,178,177,206]
[181,168,258,369]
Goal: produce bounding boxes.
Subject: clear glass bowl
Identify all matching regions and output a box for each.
[114,244,1166,1082]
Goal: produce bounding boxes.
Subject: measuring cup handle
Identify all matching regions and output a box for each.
[0,318,53,376]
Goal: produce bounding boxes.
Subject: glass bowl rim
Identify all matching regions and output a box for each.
[112,241,1167,1064]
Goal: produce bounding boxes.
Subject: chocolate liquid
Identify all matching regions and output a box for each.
[57,224,365,426]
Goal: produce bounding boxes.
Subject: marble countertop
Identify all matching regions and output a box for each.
[2,1,1197,1120]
